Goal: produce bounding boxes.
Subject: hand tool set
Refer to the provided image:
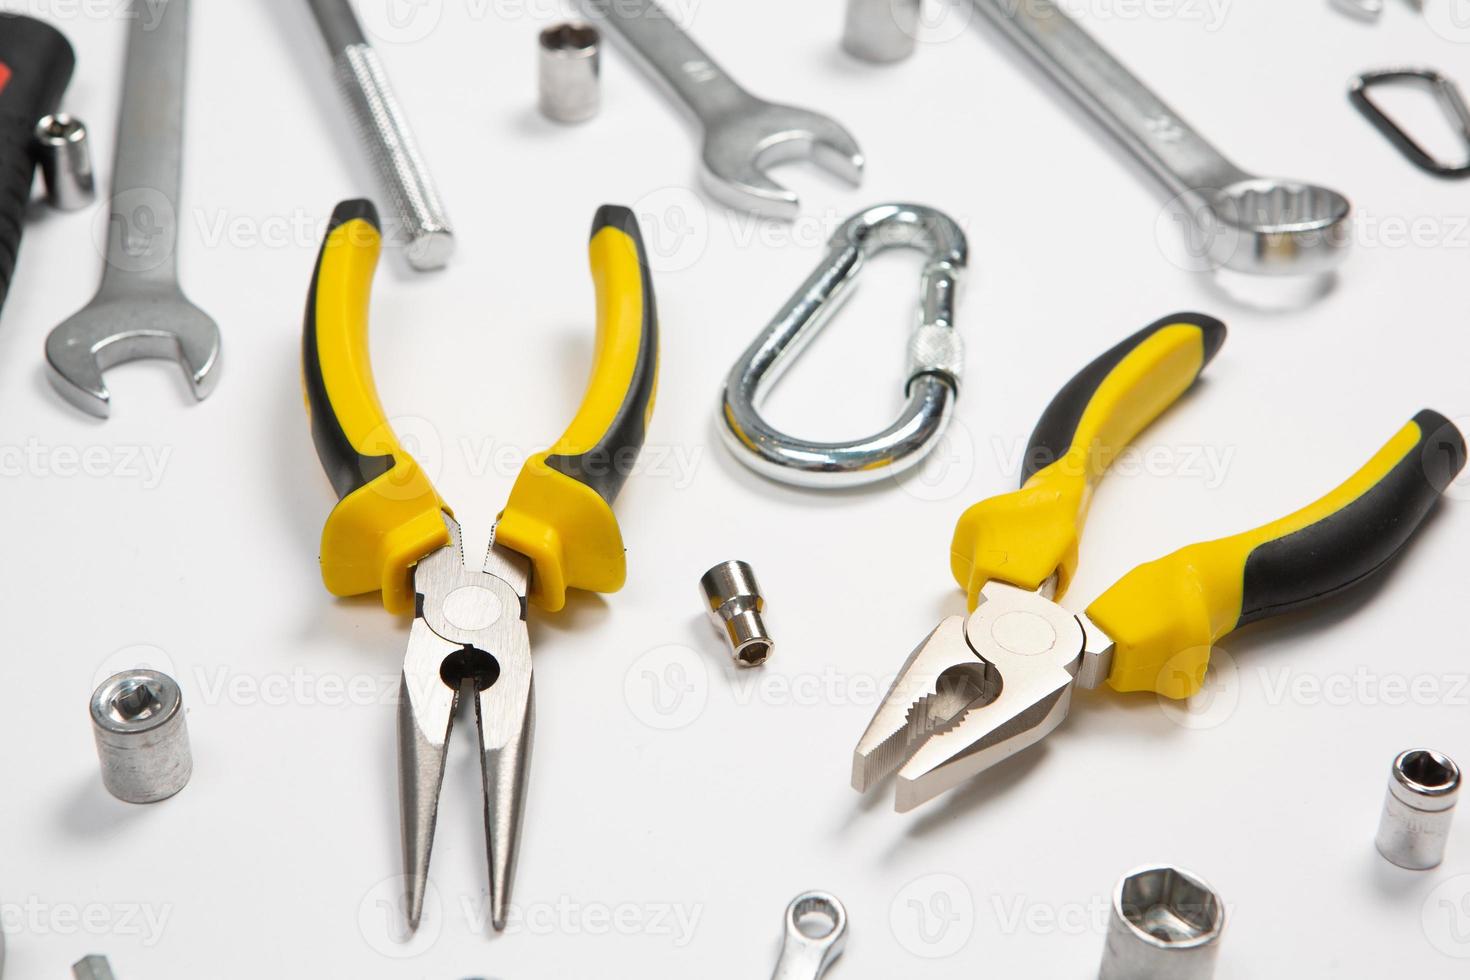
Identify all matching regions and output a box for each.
[1,1,1466,975]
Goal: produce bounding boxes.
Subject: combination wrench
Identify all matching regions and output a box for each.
[973,0,1351,277]
[583,0,863,220]
[46,0,221,418]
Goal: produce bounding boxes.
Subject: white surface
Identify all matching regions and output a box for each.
[2,1,1468,977]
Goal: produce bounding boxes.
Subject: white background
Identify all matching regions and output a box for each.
[2,0,1469,976]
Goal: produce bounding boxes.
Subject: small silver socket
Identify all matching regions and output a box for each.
[699,560,772,667]
[90,669,192,804]
[1099,866,1224,980]
[538,22,600,123]
[842,0,921,63]
[1376,748,1460,870]
[34,113,96,211]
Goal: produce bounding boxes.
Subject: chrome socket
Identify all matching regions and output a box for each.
[842,0,920,62]
[72,955,117,980]
[1098,866,1224,980]
[89,669,192,804]
[1376,748,1460,870]
[34,113,96,211]
[538,23,601,123]
[699,560,773,667]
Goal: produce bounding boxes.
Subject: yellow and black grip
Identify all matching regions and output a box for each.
[0,14,75,317]
[302,199,449,615]
[496,204,659,612]
[1090,410,1466,699]
[951,313,1226,605]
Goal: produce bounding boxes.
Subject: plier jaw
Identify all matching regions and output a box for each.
[399,513,534,934]
[853,581,1097,812]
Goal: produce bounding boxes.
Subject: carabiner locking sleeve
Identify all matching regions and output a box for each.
[719,203,968,488]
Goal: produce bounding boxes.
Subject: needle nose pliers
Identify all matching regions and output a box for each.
[853,313,1467,812]
[301,199,658,932]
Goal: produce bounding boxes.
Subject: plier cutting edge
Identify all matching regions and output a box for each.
[302,200,658,931]
[854,313,1467,812]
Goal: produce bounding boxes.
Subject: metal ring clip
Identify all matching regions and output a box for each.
[1351,68,1470,179]
[719,203,968,488]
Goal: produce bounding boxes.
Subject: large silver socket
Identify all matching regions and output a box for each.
[699,560,772,667]
[1099,866,1224,980]
[842,0,921,62]
[90,669,192,804]
[538,23,601,123]
[1376,748,1460,870]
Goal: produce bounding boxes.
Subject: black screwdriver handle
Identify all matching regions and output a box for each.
[0,13,76,316]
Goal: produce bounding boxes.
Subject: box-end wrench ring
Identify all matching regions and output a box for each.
[770,892,848,980]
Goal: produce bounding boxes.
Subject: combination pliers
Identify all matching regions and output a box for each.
[854,313,1467,812]
[301,200,658,931]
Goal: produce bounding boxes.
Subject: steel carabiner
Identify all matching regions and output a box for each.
[718,203,968,488]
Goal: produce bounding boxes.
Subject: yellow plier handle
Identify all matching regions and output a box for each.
[1091,410,1465,697]
[496,205,660,611]
[302,200,659,614]
[951,313,1226,603]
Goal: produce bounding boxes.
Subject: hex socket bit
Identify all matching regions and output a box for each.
[700,560,773,667]
[1099,866,1224,980]
[90,669,192,803]
[1376,748,1460,870]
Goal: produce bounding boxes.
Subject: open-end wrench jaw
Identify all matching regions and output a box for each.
[700,102,865,221]
[45,288,221,418]
[853,581,1091,812]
